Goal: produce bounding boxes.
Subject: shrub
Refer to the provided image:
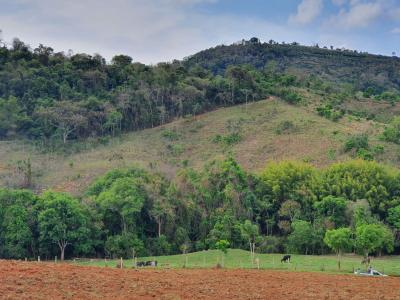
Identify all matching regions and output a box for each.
[161,129,180,141]
[383,117,400,144]
[316,104,344,121]
[275,120,296,134]
[212,133,242,146]
[344,134,370,153]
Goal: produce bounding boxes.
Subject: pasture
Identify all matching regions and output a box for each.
[77,249,400,276]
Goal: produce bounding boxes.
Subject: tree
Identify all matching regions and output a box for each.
[96,177,146,234]
[2,204,33,259]
[240,220,259,264]
[36,101,87,144]
[286,220,314,254]
[314,196,347,227]
[278,200,301,223]
[111,55,133,66]
[147,176,174,237]
[324,227,353,270]
[215,239,230,267]
[37,192,90,260]
[0,96,25,138]
[355,224,394,258]
[387,205,400,230]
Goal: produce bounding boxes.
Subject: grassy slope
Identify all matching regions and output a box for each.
[77,249,400,275]
[0,97,398,195]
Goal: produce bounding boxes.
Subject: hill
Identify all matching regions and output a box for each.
[185,40,400,92]
[1,96,398,194]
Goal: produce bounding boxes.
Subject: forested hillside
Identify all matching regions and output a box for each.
[1,37,400,147]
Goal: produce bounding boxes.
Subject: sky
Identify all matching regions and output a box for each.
[0,0,399,64]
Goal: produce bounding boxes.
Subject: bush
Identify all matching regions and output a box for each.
[279,89,302,104]
[212,133,242,146]
[316,104,344,121]
[275,120,296,134]
[344,134,369,151]
[383,117,400,144]
[167,143,184,156]
[161,129,180,141]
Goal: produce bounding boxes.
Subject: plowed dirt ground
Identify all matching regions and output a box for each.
[1,260,400,299]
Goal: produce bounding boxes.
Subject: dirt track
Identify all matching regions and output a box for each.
[1,260,400,299]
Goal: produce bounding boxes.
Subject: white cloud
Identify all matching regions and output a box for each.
[326,2,383,29]
[0,0,315,63]
[289,0,323,25]
[391,27,400,34]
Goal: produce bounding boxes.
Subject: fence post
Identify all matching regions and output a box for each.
[38,256,40,262]
[120,257,123,269]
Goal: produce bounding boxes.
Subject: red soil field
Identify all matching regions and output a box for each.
[1,260,400,299]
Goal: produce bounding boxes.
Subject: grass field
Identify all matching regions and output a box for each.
[76,249,400,276]
[1,96,398,195]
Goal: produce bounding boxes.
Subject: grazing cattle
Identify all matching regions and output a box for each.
[281,255,291,263]
[136,261,146,267]
[136,261,157,267]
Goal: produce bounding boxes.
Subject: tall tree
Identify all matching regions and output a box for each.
[38,192,90,260]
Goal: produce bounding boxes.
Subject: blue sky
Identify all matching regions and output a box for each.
[0,0,399,63]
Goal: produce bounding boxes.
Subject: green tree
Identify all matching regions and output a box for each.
[355,224,394,257]
[324,227,353,270]
[36,101,87,144]
[314,196,347,227]
[286,220,314,254]
[96,177,146,234]
[37,191,90,260]
[387,205,400,230]
[2,205,33,259]
[215,239,230,267]
[240,220,259,264]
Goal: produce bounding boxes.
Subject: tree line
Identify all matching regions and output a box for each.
[0,158,399,260]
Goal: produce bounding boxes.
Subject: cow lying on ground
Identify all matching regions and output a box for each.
[136,260,157,267]
[281,255,291,263]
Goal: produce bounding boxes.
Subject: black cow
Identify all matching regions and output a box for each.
[281,255,291,263]
[136,261,146,267]
[136,260,157,267]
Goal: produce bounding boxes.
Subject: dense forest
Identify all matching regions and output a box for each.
[1,37,399,149]
[0,158,399,260]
